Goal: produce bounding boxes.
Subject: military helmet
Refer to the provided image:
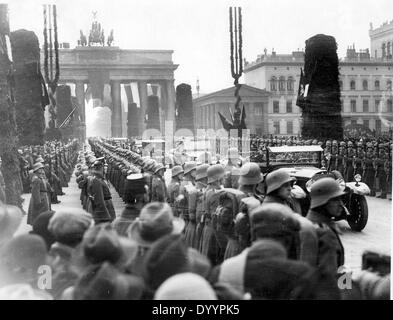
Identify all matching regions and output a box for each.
[340,141,346,147]
[207,164,225,184]
[309,177,345,209]
[195,164,210,181]
[172,165,184,178]
[238,162,263,186]
[347,141,353,148]
[265,169,296,195]
[326,140,332,146]
[184,161,197,175]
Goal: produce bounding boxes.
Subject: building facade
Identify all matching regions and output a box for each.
[370,20,393,60]
[244,48,393,136]
[192,85,270,136]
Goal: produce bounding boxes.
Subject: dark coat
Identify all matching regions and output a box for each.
[27,174,50,225]
[87,173,116,224]
[306,209,345,274]
[113,203,141,237]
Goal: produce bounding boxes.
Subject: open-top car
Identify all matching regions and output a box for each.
[255,145,370,231]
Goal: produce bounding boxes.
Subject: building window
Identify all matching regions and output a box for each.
[388,99,393,113]
[376,119,381,132]
[273,121,280,134]
[254,103,264,116]
[350,100,356,113]
[287,76,294,92]
[362,80,368,91]
[273,101,280,113]
[339,80,343,89]
[270,77,277,91]
[363,120,369,129]
[363,100,369,113]
[286,101,292,113]
[279,76,286,92]
[387,80,392,91]
[350,80,356,90]
[375,80,380,90]
[287,121,293,134]
[375,99,380,112]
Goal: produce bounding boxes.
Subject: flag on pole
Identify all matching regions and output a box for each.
[296,68,307,109]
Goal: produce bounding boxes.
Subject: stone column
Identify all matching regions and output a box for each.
[165,80,176,132]
[138,81,148,136]
[111,80,122,137]
[75,81,86,140]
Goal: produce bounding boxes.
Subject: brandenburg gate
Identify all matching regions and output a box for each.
[41,19,178,138]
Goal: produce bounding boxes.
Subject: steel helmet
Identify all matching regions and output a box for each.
[207,164,225,184]
[309,177,345,209]
[265,169,296,195]
[195,164,210,181]
[184,161,197,175]
[171,165,184,178]
[238,162,263,185]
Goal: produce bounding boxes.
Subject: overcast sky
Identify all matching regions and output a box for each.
[8,0,393,93]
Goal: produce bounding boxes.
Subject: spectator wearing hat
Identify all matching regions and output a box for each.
[151,164,168,203]
[141,234,191,297]
[45,209,93,298]
[27,162,51,226]
[306,178,346,274]
[167,165,184,216]
[200,164,225,265]
[87,159,116,224]
[30,210,56,250]
[212,239,287,296]
[127,202,185,276]
[72,262,145,300]
[113,173,149,237]
[250,203,301,260]
[194,164,210,250]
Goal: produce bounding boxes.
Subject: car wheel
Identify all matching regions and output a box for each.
[347,194,368,231]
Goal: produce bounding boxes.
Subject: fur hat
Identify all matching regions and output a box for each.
[30,210,56,250]
[73,262,145,300]
[128,202,185,248]
[48,209,93,247]
[142,234,190,291]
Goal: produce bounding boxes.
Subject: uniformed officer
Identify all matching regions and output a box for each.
[364,142,375,196]
[87,159,116,224]
[344,141,355,182]
[354,141,365,176]
[224,162,264,259]
[151,164,168,202]
[192,164,210,250]
[335,141,346,177]
[27,162,51,225]
[306,178,346,274]
[375,143,388,199]
[167,165,184,216]
[200,164,225,265]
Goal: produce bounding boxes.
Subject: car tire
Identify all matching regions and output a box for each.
[347,194,368,231]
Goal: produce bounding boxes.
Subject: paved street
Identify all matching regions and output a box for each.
[16,170,391,271]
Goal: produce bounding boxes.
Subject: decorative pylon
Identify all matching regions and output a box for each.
[43,4,60,130]
[218,7,246,152]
